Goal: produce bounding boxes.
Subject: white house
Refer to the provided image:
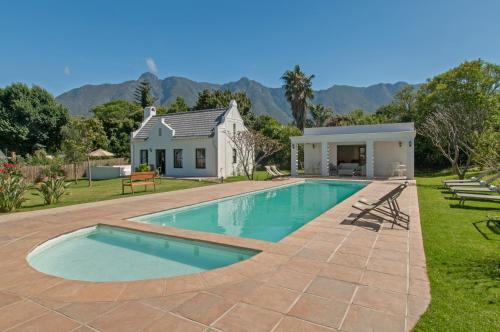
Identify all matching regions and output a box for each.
[290,123,416,179]
[130,100,247,178]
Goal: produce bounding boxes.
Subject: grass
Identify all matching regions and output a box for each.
[414,174,499,331]
[6,170,276,213]
[15,177,216,213]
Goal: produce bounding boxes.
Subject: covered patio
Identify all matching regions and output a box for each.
[290,123,416,179]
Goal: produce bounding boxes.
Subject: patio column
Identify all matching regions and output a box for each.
[366,140,374,178]
[321,142,329,176]
[406,137,415,179]
[291,142,298,176]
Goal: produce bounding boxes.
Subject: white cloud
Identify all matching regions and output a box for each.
[64,66,71,76]
[146,58,157,73]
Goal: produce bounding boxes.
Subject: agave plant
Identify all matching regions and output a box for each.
[0,175,27,212]
[36,177,71,205]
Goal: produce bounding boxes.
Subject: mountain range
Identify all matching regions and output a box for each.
[56,72,411,123]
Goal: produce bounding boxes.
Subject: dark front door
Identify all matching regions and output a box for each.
[155,149,166,175]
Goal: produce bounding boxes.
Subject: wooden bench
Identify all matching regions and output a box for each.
[122,172,156,195]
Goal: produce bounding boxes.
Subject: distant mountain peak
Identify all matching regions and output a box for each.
[56,75,415,124]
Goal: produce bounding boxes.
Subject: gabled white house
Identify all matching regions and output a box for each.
[290,123,416,179]
[130,100,247,178]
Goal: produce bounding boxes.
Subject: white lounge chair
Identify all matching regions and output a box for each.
[265,166,281,179]
[271,165,286,177]
[450,185,498,196]
[443,171,490,185]
[457,193,500,206]
[445,174,499,188]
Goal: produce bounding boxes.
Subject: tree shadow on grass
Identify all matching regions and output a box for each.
[473,219,500,241]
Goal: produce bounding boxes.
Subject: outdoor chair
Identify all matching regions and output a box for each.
[445,173,499,188]
[265,166,281,179]
[456,192,500,206]
[450,184,498,196]
[443,171,490,185]
[351,182,410,229]
[271,165,286,176]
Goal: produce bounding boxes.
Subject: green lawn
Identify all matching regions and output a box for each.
[414,174,499,331]
[7,170,274,213]
[15,177,216,213]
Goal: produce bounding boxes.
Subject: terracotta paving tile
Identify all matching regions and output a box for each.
[281,257,326,275]
[374,240,407,253]
[296,247,334,262]
[266,243,303,256]
[75,283,126,302]
[242,284,300,313]
[143,313,206,332]
[409,278,431,298]
[371,248,407,263]
[172,292,234,325]
[0,300,48,331]
[278,236,309,247]
[37,281,86,301]
[366,257,407,277]
[118,280,165,300]
[306,277,356,303]
[213,302,282,332]
[89,301,164,332]
[0,291,21,308]
[274,316,335,331]
[72,326,96,332]
[200,268,247,287]
[318,264,363,284]
[361,270,407,293]
[58,301,122,323]
[266,268,315,291]
[288,293,348,329]
[141,292,197,311]
[353,286,407,315]
[209,279,263,302]
[252,252,290,266]
[409,265,428,282]
[8,311,79,332]
[341,304,405,332]
[337,245,372,257]
[407,295,430,318]
[328,252,368,269]
[342,237,376,249]
[164,274,206,295]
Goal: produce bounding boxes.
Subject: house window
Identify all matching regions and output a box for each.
[140,150,148,164]
[233,123,236,135]
[158,128,162,136]
[173,149,183,168]
[232,148,237,164]
[196,148,206,169]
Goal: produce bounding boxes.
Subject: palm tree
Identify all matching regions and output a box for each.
[309,104,333,127]
[281,65,315,132]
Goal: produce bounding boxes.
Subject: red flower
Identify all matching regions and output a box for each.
[4,163,15,168]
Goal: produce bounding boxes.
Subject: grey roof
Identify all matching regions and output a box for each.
[134,108,228,139]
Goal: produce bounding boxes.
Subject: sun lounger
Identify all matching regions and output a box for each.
[265,166,281,179]
[450,185,498,196]
[445,174,499,188]
[457,193,500,206]
[351,182,409,229]
[271,165,286,176]
[443,171,490,184]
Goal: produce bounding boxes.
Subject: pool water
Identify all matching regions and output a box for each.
[132,180,367,242]
[27,225,258,282]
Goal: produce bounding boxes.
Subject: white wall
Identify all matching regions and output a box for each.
[374,141,408,177]
[304,143,321,174]
[132,120,218,177]
[216,106,247,178]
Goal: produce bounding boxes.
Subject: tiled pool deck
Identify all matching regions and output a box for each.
[0,179,429,332]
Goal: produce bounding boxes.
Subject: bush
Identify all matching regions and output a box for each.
[35,177,71,205]
[137,163,150,172]
[0,168,26,212]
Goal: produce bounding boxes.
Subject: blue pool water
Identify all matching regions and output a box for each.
[132,180,367,242]
[27,225,258,282]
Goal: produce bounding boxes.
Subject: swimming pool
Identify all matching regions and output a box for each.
[27,225,258,282]
[132,180,367,242]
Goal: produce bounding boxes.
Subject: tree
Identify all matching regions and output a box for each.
[308,104,333,127]
[225,130,282,180]
[194,89,254,125]
[61,118,108,185]
[375,85,416,122]
[166,96,190,113]
[417,60,500,178]
[134,80,156,108]
[0,83,69,155]
[281,65,315,132]
[91,100,143,158]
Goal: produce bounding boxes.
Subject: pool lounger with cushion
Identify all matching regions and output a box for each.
[457,193,500,206]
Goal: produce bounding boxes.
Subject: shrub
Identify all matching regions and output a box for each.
[137,163,150,172]
[0,174,27,212]
[36,177,71,205]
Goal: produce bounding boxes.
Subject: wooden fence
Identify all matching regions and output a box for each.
[21,158,128,183]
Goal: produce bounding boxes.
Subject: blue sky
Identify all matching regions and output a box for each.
[1,0,499,95]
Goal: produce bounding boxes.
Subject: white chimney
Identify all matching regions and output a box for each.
[143,106,156,120]
[228,99,237,109]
